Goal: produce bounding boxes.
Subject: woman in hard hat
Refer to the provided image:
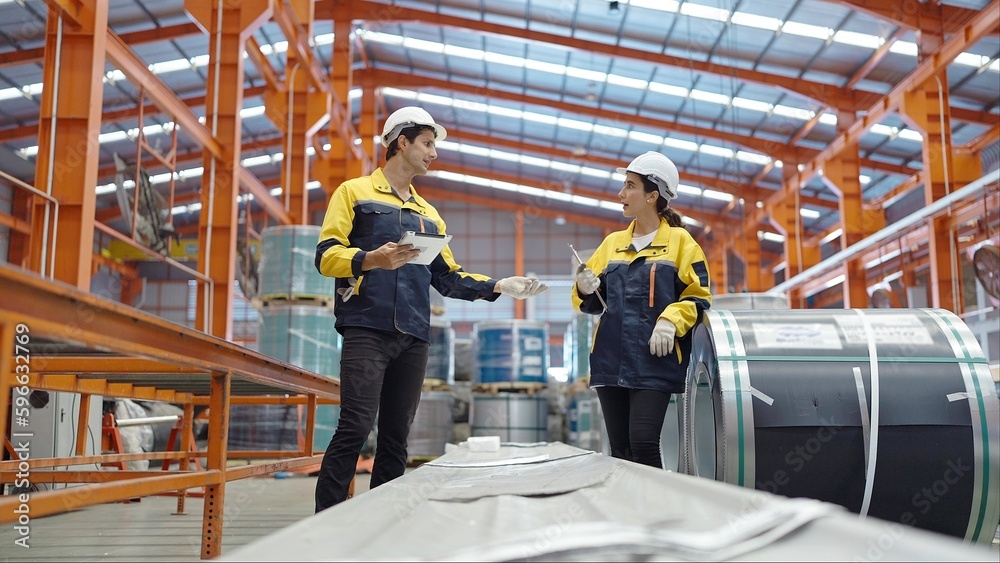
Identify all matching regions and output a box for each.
[571,151,712,469]
[314,106,547,511]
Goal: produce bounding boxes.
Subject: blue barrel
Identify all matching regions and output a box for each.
[473,320,548,384]
[259,225,337,301]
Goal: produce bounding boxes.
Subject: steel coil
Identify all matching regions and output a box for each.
[684,308,999,543]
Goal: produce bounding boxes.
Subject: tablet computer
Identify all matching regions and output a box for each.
[398,231,453,265]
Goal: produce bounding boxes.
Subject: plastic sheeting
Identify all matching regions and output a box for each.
[222,442,996,562]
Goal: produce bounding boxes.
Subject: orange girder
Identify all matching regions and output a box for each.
[1,86,267,143]
[282,0,318,224]
[28,0,108,287]
[846,28,907,90]
[0,21,201,70]
[831,0,979,35]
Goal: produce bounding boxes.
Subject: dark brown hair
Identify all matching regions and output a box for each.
[641,175,685,228]
[385,125,437,160]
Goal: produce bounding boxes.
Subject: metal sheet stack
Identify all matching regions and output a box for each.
[407,316,457,460]
[684,307,1000,543]
[231,225,342,452]
[470,319,550,442]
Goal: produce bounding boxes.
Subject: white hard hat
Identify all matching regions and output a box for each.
[380,106,448,148]
[616,151,679,202]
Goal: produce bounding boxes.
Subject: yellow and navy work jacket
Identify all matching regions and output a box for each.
[571,219,712,393]
[315,168,499,342]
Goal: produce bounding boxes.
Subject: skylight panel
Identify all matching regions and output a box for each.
[833,30,883,50]
[703,189,734,202]
[781,21,832,41]
[148,59,194,74]
[731,98,773,113]
[679,3,730,22]
[489,150,521,163]
[736,151,770,165]
[402,37,444,54]
[772,105,815,121]
[522,111,559,125]
[592,125,629,138]
[566,68,607,82]
[444,45,485,60]
[606,75,648,89]
[648,82,689,98]
[689,89,731,105]
[0,87,23,101]
[629,131,664,145]
[556,117,594,131]
[730,12,781,31]
[626,0,679,12]
[663,138,699,152]
[699,144,734,158]
[889,41,919,56]
[524,60,567,74]
[954,52,990,68]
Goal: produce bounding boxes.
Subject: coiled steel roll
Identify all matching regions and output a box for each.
[684,308,999,543]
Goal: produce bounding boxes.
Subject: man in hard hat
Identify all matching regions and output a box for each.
[572,151,711,469]
[314,106,547,511]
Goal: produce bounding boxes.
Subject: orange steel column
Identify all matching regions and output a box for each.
[707,243,726,295]
[514,211,525,320]
[8,189,30,269]
[281,0,323,225]
[314,16,354,195]
[359,88,377,176]
[187,0,271,338]
[29,0,109,287]
[820,123,869,308]
[769,199,801,281]
[742,227,766,292]
[899,73,979,312]
[200,370,231,559]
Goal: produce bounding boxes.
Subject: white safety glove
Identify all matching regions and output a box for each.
[648,318,677,357]
[337,277,358,302]
[574,265,600,296]
[495,276,549,299]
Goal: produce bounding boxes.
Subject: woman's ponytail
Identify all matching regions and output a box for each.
[656,199,685,228]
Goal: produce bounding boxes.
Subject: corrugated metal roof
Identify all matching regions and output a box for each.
[0,0,996,239]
